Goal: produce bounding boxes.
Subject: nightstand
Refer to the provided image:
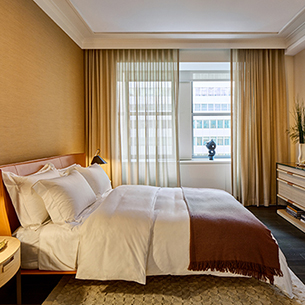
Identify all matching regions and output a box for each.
[0,236,21,305]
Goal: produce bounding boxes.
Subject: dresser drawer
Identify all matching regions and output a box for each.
[0,247,20,287]
[278,179,305,209]
[277,169,305,188]
[277,164,305,178]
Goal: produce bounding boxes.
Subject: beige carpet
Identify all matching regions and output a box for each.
[42,272,305,305]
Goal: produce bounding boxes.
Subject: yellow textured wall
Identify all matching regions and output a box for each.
[0,0,84,165]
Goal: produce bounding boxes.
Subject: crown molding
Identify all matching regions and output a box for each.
[280,6,305,34]
[34,0,305,54]
[281,6,305,55]
[33,0,90,47]
[285,23,305,55]
[81,33,286,50]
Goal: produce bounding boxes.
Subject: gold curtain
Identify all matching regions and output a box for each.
[231,49,289,206]
[85,50,115,183]
[85,49,180,188]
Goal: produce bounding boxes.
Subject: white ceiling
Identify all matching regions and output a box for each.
[34,0,305,55]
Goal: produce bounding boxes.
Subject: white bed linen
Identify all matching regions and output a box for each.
[76,186,293,297]
[38,194,108,271]
[77,185,158,283]
[14,193,109,271]
[14,222,79,271]
[15,185,292,297]
[14,225,41,269]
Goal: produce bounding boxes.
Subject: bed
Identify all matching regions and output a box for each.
[0,153,293,297]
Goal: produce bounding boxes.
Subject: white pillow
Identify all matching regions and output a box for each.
[32,170,96,224]
[57,163,78,176]
[73,163,112,196]
[2,163,60,228]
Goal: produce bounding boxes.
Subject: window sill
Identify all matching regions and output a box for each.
[180,158,231,164]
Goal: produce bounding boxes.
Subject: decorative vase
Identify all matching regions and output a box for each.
[298,143,305,164]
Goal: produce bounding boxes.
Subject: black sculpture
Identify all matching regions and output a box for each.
[206,139,216,160]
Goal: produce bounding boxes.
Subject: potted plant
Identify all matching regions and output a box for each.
[287,99,305,164]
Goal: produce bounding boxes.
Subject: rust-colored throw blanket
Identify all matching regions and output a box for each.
[183,188,283,284]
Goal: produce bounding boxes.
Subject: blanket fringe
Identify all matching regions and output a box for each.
[188,261,283,284]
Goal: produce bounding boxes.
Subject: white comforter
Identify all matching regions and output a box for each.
[77,185,158,283]
[76,185,292,297]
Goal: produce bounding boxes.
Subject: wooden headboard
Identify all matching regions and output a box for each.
[0,153,86,236]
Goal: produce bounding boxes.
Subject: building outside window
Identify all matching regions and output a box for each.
[193,79,231,158]
[180,62,231,159]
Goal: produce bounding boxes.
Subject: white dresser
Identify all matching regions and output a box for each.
[276,162,305,233]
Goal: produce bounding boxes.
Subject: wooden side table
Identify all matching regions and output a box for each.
[0,236,21,305]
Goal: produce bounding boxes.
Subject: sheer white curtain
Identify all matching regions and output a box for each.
[85,49,180,187]
[115,50,180,187]
[231,49,289,206]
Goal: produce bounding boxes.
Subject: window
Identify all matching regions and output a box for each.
[203,120,209,128]
[217,120,223,128]
[180,62,231,158]
[196,120,203,129]
[118,80,175,161]
[217,137,224,146]
[192,80,231,158]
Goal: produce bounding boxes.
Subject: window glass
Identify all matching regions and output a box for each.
[225,137,230,146]
[210,120,216,128]
[221,104,228,111]
[180,62,231,159]
[194,104,201,111]
[201,104,207,111]
[217,120,223,128]
[224,120,230,128]
[192,78,231,158]
[217,137,224,145]
[203,137,209,145]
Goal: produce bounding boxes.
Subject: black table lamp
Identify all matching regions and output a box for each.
[91,149,107,165]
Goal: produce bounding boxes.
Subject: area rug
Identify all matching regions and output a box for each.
[42,271,305,305]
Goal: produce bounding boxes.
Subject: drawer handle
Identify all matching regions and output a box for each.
[277,168,305,179]
[277,169,293,175]
[2,256,14,273]
[277,194,304,210]
[277,178,305,191]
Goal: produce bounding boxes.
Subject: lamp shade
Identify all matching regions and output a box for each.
[91,149,107,165]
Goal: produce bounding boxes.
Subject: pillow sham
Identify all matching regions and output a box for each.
[32,170,96,224]
[57,163,78,176]
[73,163,112,196]
[2,163,60,228]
